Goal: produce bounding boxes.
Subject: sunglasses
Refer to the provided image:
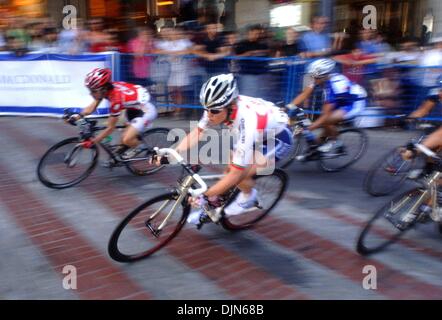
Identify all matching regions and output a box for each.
[204,108,223,115]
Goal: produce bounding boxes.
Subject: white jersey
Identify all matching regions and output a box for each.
[198,95,289,169]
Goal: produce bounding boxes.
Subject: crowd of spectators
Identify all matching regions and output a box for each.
[1,13,441,116]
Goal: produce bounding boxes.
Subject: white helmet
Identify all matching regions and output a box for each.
[307,59,336,78]
[200,74,239,109]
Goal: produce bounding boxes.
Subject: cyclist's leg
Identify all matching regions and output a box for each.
[121,124,142,148]
[237,151,269,193]
[224,150,269,194]
[319,109,345,142]
[121,103,158,147]
[422,126,442,150]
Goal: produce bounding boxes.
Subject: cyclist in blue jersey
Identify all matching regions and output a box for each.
[287,58,368,161]
[402,75,442,161]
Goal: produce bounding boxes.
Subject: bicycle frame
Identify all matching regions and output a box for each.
[147,172,227,235]
[389,142,442,224]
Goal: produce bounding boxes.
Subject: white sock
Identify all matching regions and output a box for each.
[237,192,251,203]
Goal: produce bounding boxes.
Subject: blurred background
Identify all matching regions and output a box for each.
[0,0,441,122]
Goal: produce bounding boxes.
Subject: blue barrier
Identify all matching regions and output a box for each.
[1,51,441,123]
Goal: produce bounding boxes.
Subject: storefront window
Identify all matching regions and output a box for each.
[12,0,45,18]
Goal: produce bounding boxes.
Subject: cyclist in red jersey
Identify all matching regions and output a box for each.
[67,68,157,158]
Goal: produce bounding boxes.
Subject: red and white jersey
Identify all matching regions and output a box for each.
[106,82,151,117]
[198,95,289,169]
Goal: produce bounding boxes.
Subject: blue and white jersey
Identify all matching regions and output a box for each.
[323,74,367,109]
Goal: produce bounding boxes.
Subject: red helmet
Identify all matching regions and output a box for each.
[85,68,112,90]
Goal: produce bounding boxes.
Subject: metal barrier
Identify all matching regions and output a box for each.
[119,54,303,111]
[119,53,442,124]
[1,50,441,125]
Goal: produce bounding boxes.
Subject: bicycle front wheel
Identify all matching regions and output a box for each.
[319,128,368,172]
[363,147,425,197]
[356,188,427,255]
[37,137,98,189]
[108,192,190,262]
[126,127,177,176]
[278,133,308,169]
[221,169,288,231]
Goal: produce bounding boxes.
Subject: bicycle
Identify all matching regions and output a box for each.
[277,107,368,172]
[363,120,436,197]
[37,111,177,189]
[108,148,288,262]
[357,142,442,255]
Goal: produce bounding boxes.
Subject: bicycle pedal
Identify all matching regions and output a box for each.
[196,214,212,230]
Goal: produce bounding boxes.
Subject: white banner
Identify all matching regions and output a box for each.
[0,53,114,117]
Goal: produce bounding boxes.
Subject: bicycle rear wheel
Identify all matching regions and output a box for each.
[37,137,98,189]
[108,192,190,262]
[356,188,427,255]
[126,127,177,176]
[221,169,288,231]
[363,147,425,197]
[319,128,368,172]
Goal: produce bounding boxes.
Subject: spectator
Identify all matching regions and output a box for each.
[357,29,377,54]
[224,31,239,73]
[5,16,30,54]
[40,26,59,53]
[421,25,432,47]
[28,22,46,52]
[225,31,238,54]
[416,37,442,105]
[276,27,300,57]
[299,16,332,58]
[86,18,108,52]
[334,48,378,85]
[393,37,421,64]
[89,28,122,53]
[235,24,269,97]
[393,38,423,112]
[155,26,194,113]
[127,27,155,87]
[194,22,229,77]
[57,18,88,54]
[0,31,5,51]
[356,29,386,95]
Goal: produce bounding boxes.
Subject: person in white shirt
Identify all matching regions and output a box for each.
[160,74,292,226]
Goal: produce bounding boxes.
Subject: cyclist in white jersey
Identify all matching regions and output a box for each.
[165,74,291,225]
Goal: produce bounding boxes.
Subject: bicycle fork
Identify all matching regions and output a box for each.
[145,175,194,237]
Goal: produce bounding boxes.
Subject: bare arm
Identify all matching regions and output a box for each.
[289,86,315,107]
[93,115,118,144]
[236,49,269,57]
[303,49,332,59]
[80,99,101,117]
[409,100,436,118]
[309,103,334,131]
[333,55,354,66]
